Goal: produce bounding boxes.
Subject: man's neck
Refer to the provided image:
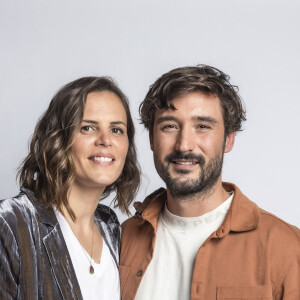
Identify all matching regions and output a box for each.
[166,179,230,217]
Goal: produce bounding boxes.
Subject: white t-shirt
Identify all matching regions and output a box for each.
[135,194,233,300]
[55,209,120,300]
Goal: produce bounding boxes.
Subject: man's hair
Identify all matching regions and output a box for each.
[18,77,140,219]
[140,65,246,135]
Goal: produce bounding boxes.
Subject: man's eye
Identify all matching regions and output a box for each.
[198,124,210,130]
[111,127,124,135]
[161,124,177,131]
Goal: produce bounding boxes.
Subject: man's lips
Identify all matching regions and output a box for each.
[166,152,205,167]
[171,160,199,166]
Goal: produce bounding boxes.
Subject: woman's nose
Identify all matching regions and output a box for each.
[95,131,112,147]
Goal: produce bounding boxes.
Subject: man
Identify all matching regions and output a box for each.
[119,65,300,300]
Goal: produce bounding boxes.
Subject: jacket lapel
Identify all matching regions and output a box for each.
[43,226,83,300]
[96,216,119,265]
[21,188,83,300]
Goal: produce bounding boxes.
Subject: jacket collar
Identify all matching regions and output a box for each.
[216,182,261,237]
[134,188,166,233]
[94,207,120,265]
[134,183,261,235]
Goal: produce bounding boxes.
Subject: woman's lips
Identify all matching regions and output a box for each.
[88,153,115,165]
[90,156,113,162]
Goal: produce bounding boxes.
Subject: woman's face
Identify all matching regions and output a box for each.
[71,91,129,191]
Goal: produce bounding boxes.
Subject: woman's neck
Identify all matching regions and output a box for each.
[62,183,105,228]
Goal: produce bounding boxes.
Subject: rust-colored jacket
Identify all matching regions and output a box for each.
[120,183,300,300]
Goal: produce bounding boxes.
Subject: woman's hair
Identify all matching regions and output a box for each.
[18,77,140,219]
[140,65,246,135]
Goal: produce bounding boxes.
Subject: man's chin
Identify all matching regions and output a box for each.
[169,172,199,182]
[170,164,200,174]
[167,183,202,199]
[168,177,200,191]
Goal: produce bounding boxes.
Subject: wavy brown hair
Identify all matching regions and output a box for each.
[140,65,246,135]
[18,77,140,219]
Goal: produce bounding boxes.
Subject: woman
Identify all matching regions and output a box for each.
[0,77,140,299]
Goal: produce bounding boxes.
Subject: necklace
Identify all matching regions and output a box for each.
[78,222,95,274]
[88,223,95,274]
[55,208,97,275]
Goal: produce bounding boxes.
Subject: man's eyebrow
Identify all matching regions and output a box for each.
[193,116,218,124]
[156,115,218,125]
[82,120,127,126]
[156,116,179,124]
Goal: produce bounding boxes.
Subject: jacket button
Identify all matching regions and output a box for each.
[137,270,143,277]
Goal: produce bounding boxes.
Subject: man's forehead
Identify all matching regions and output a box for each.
[155,93,222,115]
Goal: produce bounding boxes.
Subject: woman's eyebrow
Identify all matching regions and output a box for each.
[82,119,98,124]
[111,121,127,126]
[82,120,127,126]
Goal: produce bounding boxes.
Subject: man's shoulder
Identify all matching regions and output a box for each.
[257,208,300,243]
[232,188,300,250]
[225,182,299,243]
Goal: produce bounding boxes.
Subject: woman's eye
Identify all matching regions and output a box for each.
[81,125,94,132]
[111,127,124,135]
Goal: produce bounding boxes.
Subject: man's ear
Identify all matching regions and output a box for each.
[224,132,235,153]
[150,131,154,151]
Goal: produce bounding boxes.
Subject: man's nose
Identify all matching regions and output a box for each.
[175,127,195,152]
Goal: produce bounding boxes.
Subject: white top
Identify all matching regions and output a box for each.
[135,194,234,300]
[55,209,120,300]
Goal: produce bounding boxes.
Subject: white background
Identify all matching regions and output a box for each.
[1,0,299,226]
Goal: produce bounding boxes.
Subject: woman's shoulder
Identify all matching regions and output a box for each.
[0,188,54,228]
[0,190,38,236]
[0,190,33,216]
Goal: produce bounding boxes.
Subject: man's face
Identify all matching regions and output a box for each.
[150,91,234,198]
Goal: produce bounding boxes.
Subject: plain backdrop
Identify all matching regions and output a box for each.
[0,0,299,226]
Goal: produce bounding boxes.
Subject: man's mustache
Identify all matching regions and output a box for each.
[166,152,205,166]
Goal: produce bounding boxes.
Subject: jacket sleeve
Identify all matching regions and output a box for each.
[0,215,20,300]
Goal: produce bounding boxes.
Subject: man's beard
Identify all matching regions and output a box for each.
[153,149,224,199]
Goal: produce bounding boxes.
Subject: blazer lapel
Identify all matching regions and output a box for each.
[21,188,83,300]
[43,225,83,300]
[97,218,119,265]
